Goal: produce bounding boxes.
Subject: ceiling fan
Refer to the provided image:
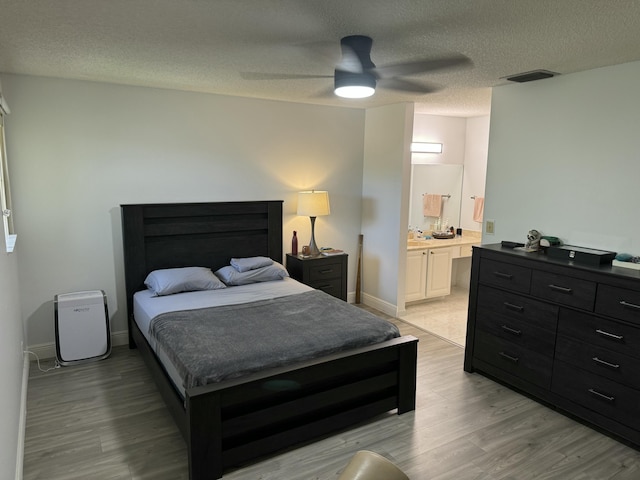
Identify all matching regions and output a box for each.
[241,35,473,99]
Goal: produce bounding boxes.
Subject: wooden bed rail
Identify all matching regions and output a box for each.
[186,335,418,479]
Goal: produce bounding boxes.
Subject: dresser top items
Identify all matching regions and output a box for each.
[477,243,640,288]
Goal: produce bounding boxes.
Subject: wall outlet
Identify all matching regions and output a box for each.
[486,220,495,235]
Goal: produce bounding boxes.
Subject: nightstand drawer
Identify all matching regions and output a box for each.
[308,278,343,298]
[478,258,531,294]
[531,271,596,310]
[474,329,553,388]
[309,261,343,281]
[552,361,640,431]
[286,254,348,301]
[595,284,640,325]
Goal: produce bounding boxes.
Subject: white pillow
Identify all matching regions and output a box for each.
[144,267,226,296]
[215,262,289,286]
[230,256,274,272]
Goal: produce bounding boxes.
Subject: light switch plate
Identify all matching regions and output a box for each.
[486,220,495,235]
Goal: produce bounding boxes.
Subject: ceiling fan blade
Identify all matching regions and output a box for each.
[374,54,472,79]
[240,71,332,80]
[377,77,440,94]
[310,86,338,99]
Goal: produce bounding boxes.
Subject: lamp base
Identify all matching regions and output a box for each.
[308,216,320,256]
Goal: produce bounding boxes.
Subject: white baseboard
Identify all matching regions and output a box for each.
[26,330,129,361]
[360,292,399,318]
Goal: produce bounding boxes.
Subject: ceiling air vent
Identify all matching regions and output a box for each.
[505,70,558,83]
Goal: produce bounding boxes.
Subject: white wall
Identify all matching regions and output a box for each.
[485,60,640,253]
[2,74,367,351]
[461,116,489,232]
[361,103,414,316]
[412,114,467,166]
[0,215,24,479]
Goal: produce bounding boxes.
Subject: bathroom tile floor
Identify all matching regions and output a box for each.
[399,286,469,347]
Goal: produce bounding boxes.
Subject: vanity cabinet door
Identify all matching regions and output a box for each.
[405,250,427,302]
[426,247,452,298]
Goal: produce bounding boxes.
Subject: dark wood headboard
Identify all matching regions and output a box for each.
[121,201,283,345]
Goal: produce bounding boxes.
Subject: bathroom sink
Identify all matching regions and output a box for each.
[432,232,456,239]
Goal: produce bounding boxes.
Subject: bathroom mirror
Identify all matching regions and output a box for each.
[408,164,463,232]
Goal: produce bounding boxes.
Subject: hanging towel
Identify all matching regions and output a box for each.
[473,197,484,223]
[423,194,442,217]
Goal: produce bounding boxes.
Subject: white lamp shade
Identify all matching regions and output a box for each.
[297,191,330,217]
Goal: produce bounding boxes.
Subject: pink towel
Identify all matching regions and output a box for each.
[473,197,484,223]
[423,194,442,217]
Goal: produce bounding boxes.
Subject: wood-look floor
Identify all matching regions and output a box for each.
[24,313,640,479]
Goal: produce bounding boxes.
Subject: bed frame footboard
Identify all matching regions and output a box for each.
[185,335,418,480]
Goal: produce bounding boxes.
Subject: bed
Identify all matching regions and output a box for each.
[121,200,418,480]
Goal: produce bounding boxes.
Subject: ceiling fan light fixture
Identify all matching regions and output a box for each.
[334,71,376,99]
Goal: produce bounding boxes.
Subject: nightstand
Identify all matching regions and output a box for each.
[286,253,348,301]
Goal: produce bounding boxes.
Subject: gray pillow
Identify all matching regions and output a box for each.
[144,267,226,296]
[230,256,274,273]
[215,263,289,286]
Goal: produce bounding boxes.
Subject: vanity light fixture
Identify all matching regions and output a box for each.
[410,142,443,154]
[297,190,331,256]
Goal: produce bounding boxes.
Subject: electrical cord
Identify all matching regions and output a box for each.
[24,350,60,372]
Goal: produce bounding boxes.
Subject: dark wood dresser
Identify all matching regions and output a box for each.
[465,244,640,448]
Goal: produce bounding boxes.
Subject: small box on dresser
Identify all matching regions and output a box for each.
[465,244,640,449]
[286,253,348,301]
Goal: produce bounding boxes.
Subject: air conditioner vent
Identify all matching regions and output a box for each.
[505,70,558,83]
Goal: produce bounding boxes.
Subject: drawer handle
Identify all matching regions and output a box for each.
[588,388,615,403]
[503,302,524,313]
[620,300,640,311]
[319,269,334,274]
[498,351,519,363]
[493,271,513,280]
[501,325,522,336]
[548,284,573,294]
[592,357,620,369]
[595,329,624,342]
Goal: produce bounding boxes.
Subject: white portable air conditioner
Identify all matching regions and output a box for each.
[54,290,111,366]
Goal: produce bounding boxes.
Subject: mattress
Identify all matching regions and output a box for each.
[134,278,313,395]
[133,278,400,396]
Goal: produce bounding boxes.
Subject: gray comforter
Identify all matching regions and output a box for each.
[148,289,400,390]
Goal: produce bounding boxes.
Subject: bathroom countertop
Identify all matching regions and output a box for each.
[407,233,482,251]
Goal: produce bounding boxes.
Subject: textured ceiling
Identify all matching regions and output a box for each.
[1,1,640,117]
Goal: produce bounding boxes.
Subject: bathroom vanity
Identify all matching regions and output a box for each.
[405,234,480,302]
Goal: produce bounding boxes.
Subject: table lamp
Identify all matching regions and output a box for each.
[297,190,330,256]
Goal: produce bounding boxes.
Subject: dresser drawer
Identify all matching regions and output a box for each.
[477,284,559,332]
[474,330,553,388]
[476,308,556,356]
[308,261,343,281]
[595,284,640,325]
[478,258,531,294]
[552,361,640,431]
[531,271,596,311]
[558,308,640,360]
[556,336,640,390]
